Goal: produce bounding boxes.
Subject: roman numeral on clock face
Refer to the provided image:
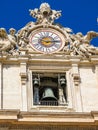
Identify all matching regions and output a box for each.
[38,32,50,38]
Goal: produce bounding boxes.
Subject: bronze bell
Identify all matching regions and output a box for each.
[33,77,39,86]
[60,77,66,87]
[41,87,57,101]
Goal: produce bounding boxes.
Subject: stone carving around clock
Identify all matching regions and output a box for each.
[0,2,98,58]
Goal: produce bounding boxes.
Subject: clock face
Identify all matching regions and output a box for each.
[28,28,65,54]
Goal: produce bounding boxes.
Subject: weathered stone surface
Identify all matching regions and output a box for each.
[3,65,21,109]
[0,2,98,130]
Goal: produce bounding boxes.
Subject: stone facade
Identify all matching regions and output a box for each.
[0,2,98,129]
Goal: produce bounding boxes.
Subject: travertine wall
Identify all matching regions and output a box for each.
[2,64,22,109]
[79,66,98,112]
[0,61,98,112]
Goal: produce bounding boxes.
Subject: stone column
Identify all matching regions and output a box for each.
[71,64,83,112]
[20,62,27,111]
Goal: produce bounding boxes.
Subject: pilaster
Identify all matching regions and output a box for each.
[71,63,83,112]
[66,71,73,110]
[20,58,28,111]
[27,71,33,110]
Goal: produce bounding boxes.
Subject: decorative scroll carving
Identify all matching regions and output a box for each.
[29,3,61,25]
[0,3,97,58]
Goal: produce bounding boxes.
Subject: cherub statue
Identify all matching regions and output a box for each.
[50,10,61,24]
[62,27,73,53]
[29,8,43,24]
[17,27,29,48]
[0,28,8,39]
[8,28,17,49]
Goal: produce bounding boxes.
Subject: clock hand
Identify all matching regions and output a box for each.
[41,40,60,42]
[51,40,61,42]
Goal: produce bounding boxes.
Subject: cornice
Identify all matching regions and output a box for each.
[0,54,98,65]
[0,110,97,125]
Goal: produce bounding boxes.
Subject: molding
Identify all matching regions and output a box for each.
[0,110,97,125]
[0,55,98,64]
[20,72,27,85]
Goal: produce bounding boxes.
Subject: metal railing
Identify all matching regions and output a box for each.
[40,100,58,106]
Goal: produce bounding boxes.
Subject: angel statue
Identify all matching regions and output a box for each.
[70,31,98,57]
[0,28,18,55]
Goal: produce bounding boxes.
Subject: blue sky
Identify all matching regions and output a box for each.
[0,0,98,46]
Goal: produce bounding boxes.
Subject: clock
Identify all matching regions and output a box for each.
[28,27,65,54]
